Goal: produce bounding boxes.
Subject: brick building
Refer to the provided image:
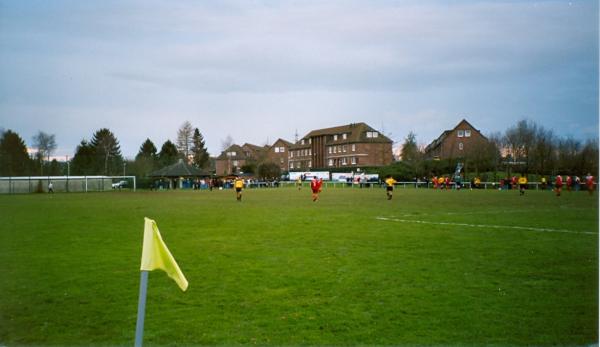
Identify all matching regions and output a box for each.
[266,138,293,172]
[288,122,393,170]
[423,119,487,160]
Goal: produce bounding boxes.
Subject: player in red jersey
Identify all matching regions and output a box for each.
[554,175,563,197]
[566,175,572,192]
[311,177,323,202]
[586,173,595,196]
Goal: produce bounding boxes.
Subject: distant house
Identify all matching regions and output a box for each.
[215,144,248,176]
[424,119,487,160]
[266,138,294,172]
[288,122,393,170]
[215,143,271,176]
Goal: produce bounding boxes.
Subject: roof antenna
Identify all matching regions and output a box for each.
[294,129,299,143]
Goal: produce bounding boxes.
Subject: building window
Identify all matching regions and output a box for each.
[333,147,337,153]
[308,149,312,155]
[465,130,471,137]
[352,144,356,152]
[308,160,312,168]
[301,139,305,145]
[274,147,280,153]
[280,158,284,164]
[333,134,338,141]
[341,157,347,165]
[328,146,332,154]
[290,151,293,158]
[328,159,334,166]
[227,151,236,157]
[232,160,239,166]
[366,131,379,138]
[343,145,347,153]
[457,130,464,137]
[309,138,312,144]
[290,162,294,169]
[459,142,464,150]
[343,133,347,140]
[351,157,357,165]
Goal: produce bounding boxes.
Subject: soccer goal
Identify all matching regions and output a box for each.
[0,175,137,194]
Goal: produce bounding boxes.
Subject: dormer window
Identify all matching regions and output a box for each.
[342,133,347,140]
[227,151,236,157]
[366,131,379,138]
[301,139,305,145]
[333,134,338,141]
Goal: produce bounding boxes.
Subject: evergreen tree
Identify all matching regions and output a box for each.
[0,130,31,176]
[191,128,209,168]
[71,140,96,175]
[136,138,158,161]
[158,140,179,167]
[135,138,158,176]
[90,128,123,175]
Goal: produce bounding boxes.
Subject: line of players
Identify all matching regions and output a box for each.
[232,173,595,202]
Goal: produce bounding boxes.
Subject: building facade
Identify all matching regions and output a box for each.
[215,144,252,176]
[288,123,393,170]
[423,119,487,160]
[266,138,293,172]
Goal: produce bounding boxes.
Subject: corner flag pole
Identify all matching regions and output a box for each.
[134,270,149,347]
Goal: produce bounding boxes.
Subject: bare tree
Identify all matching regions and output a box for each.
[33,131,57,175]
[504,119,537,174]
[221,135,234,151]
[531,126,556,176]
[176,121,194,161]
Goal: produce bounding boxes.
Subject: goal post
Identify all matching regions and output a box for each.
[0,175,137,194]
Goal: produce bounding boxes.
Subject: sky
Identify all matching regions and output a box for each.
[0,0,597,159]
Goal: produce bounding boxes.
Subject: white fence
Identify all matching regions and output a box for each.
[0,176,137,194]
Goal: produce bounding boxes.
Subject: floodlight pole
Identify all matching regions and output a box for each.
[134,270,149,347]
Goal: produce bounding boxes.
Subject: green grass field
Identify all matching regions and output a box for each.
[0,187,598,346]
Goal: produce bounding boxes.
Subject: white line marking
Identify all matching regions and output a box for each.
[375,217,597,235]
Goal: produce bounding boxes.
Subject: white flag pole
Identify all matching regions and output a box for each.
[134,270,149,347]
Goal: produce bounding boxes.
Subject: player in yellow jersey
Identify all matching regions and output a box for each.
[385,175,397,200]
[234,176,244,201]
[518,174,528,196]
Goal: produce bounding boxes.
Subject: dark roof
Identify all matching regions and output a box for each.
[242,143,266,153]
[424,119,486,153]
[291,122,392,148]
[271,138,293,147]
[149,159,211,177]
[216,144,248,160]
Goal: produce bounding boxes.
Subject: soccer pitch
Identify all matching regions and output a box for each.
[0,187,597,346]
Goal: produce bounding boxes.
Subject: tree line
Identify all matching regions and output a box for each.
[0,121,210,177]
[396,119,598,181]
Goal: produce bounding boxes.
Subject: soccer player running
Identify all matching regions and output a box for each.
[310,177,323,202]
[234,176,244,201]
[518,174,528,196]
[385,175,397,200]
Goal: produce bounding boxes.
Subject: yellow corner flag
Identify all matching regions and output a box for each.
[140,217,188,291]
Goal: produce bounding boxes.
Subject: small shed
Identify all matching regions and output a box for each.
[149,159,211,189]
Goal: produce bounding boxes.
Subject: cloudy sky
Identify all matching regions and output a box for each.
[0,0,597,159]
